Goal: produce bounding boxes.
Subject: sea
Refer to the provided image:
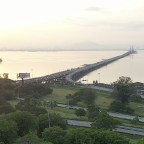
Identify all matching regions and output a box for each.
[0,50,144,84]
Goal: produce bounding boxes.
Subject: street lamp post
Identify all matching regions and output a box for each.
[47,108,51,128]
[31,68,33,78]
[98,73,100,83]
[86,79,88,85]
[43,102,51,128]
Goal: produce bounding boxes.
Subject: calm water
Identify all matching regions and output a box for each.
[80,50,144,84]
[0,50,143,83]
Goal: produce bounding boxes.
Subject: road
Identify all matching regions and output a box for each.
[67,120,144,136]
[57,103,87,110]
[89,85,113,93]
[113,126,144,136]
[67,120,92,127]
[57,103,144,122]
[108,112,144,122]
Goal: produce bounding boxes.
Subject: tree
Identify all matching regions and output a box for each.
[64,128,129,144]
[17,83,53,98]
[137,138,144,144]
[109,100,134,114]
[2,73,9,79]
[38,113,67,137]
[42,126,66,144]
[87,104,100,119]
[81,88,96,105]
[91,112,119,130]
[9,111,38,137]
[112,76,135,103]
[131,116,139,124]
[15,132,43,144]
[0,78,15,101]
[0,78,15,90]
[0,97,15,114]
[16,97,47,115]
[66,94,73,105]
[75,108,86,117]
[70,88,96,105]
[0,120,18,144]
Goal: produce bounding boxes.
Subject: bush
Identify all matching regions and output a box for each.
[75,108,86,117]
[109,101,134,114]
[64,128,129,144]
[17,83,53,98]
[91,112,120,130]
[16,98,47,115]
[87,105,100,120]
[0,120,18,144]
[42,126,66,144]
[15,132,42,144]
[70,88,96,105]
[0,97,15,114]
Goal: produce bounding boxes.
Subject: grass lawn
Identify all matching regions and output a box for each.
[42,86,113,109]
[129,102,144,116]
[8,100,19,108]
[95,91,114,110]
[42,86,80,104]
[49,107,88,121]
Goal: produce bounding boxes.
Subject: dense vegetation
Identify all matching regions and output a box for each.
[0,77,143,143]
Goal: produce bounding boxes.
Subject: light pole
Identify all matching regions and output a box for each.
[86,79,88,85]
[43,102,51,128]
[47,108,51,128]
[98,73,100,83]
[16,74,20,99]
[31,69,33,78]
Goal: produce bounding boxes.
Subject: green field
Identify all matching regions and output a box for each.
[8,100,19,108]
[10,85,144,118]
[129,102,144,116]
[95,91,114,110]
[42,86,144,116]
[42,86,80,104]
[49,107,88,120]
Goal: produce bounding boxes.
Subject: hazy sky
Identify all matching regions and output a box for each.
[0,0,144,50]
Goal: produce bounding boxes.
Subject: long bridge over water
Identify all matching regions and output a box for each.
[25,50,135,84]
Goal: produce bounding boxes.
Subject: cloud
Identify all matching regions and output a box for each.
[85,7,102,11]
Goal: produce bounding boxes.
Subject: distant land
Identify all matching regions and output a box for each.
[0,42,143,51]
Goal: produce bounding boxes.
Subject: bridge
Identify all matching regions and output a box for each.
[65,50,136,84]
[25,50,135,84]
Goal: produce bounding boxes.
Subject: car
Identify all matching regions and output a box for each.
[65,105,73,109]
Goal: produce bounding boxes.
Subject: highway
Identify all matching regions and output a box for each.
[57,103,144,122]
[67,120,144,136]
[113,125,144,136]
[67,120,91,127]
[108,112,144,122]
[89,85,113,93]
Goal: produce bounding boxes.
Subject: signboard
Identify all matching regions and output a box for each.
[18,73,30,79]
